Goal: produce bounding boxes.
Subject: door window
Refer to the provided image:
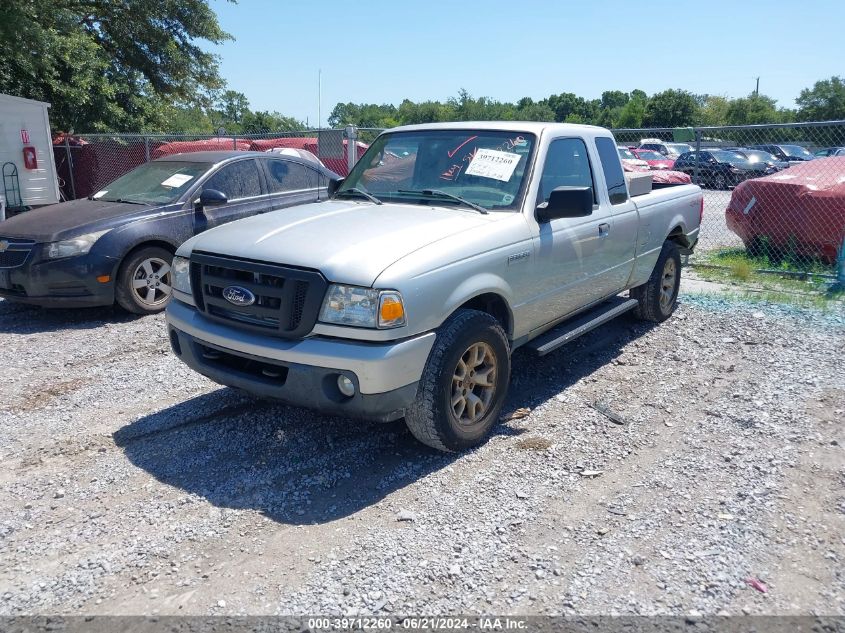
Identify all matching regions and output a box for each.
[265,160,320,193]
[203,159,263,200]
[538,138,595,204]
[594,137,628,205]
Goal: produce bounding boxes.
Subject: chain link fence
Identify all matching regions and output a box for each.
[51,121,844,279]
[53,129,367,202]
[613,121,845,278]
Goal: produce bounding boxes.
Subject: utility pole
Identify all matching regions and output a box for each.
[754,76,760,97]
[318,69,322,130]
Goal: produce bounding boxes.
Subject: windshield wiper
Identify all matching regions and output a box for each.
[335,188,382,205]
[97,197,149,205]
[398,189,489,215]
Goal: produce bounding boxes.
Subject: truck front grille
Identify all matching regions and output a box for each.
[191,252,327,339]
[0,237,35,268]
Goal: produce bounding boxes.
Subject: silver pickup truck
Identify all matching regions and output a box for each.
[166,122,702,451]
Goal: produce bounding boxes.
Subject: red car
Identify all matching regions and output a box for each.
[631,148,675,170]
[726,157,845,263]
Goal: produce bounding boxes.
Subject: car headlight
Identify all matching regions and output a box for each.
[730,167,741,173]
[45,230,110,259]
[319,284,406,329]
[172,256,192,295]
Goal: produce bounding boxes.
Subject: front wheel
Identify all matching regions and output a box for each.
[630,241,681,323]
[404,310,511,452]
[713,173,728,190]
[115,246,174,314]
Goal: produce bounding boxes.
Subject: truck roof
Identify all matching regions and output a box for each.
[385,121,610,136]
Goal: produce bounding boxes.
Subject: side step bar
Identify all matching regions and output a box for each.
[526,296,639,356]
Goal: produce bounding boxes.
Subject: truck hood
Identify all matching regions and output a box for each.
[185,200,494,287]
[0,198,161,242]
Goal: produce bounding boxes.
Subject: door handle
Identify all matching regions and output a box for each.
[598,223,610,237]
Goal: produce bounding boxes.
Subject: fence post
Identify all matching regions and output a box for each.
[64,137,76,200]
[693,128,701,187]
[233,135,237,150]
[837,236,845,289]
[345,125,358,174]
[144,136,150,163]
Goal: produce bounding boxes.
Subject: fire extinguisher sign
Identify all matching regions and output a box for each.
[20,129,30,144]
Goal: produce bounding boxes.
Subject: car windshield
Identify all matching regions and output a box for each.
[618,148,635,159]
[781,145,812,158]
[337,130,537,211]
[667,143,693,155]
[743,150,777,163]
[637,150,665,160]
[93,161,210,204]
[711,150,751,165]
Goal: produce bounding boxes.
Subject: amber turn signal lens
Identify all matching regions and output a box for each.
[96,275,111,283]
[380,298,404,321]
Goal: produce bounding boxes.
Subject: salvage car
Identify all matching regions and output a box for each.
[748,144,814,165]
[631,148,675,170]
[638,139,694,159]
[673,150,768,189]
[725,157,845,264]
[165,122,702,451]
[0,151,339,313]
[617,146,650,172]
[726,148,788,172]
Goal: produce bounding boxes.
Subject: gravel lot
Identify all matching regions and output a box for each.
[0,282,842,617]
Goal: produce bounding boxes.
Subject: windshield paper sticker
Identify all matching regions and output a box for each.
[465,149,521,182]
[92,190,107,199]
[161,174,194,188]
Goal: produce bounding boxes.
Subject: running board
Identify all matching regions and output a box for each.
[526,297,639,356]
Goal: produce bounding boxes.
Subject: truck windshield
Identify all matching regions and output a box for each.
[93,161,210,205]
[338,130,536,211]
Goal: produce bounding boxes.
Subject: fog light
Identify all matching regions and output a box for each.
[337,375,355,397]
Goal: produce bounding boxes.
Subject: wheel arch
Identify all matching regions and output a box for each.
[443,282,514,339]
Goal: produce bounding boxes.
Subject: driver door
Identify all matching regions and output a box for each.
[526,137,616,330]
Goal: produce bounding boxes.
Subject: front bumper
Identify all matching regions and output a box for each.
[0,248,117,308]
[166,299,436,422]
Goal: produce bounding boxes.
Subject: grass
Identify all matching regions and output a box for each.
[692,247,844,308]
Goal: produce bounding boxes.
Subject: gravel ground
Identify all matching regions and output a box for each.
[0,282,842,617]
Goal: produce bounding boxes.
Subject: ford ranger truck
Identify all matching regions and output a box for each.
[166,122,702,451]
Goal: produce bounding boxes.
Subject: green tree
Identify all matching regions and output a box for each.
[241,110,305,133]
[795,76,845,121]
[0,0,232,132]
[724,94,780,125]
[217,90,250,126]
[698,95,730,127]
[642,89,699,128]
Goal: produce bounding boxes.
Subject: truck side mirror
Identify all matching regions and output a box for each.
[327,177,343,197]
[536,186,593,222]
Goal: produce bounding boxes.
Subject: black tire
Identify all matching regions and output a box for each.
[404,309,511,452]
[630,241,681,323]
[115,246,174,315]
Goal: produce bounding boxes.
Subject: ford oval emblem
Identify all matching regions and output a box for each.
[222,285,255,307]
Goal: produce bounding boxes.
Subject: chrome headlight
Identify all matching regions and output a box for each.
[171,256,192,295]
[45,230,110,259]
[319,284,406,329]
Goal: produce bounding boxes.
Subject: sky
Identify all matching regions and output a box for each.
[207,0,845,126]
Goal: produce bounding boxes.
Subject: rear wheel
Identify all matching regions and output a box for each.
[404,310,510,452]
[115,246,174,314]
[713,173,727,190]
[631,241,681,323]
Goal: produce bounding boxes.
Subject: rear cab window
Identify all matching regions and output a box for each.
[594,137,629,205]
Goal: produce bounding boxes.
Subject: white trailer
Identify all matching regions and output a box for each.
[0,93,60,220]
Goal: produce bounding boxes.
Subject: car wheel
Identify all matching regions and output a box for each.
[404,309,510,452]
[713,173,727,190]
[630,241,681,323]
[115,246,174,315]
